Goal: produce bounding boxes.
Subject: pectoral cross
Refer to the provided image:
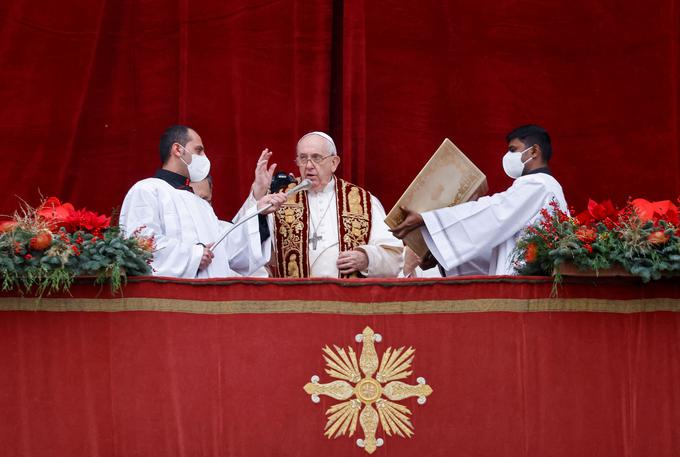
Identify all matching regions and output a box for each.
[310,232,323,250]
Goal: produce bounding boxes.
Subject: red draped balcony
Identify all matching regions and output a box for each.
[1,276,679,456]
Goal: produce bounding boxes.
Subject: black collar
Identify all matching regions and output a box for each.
[523,166,552,177]
[154,169,194,192]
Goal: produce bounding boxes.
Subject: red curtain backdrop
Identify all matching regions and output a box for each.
[1,277,680,456]
[1,0,679,219]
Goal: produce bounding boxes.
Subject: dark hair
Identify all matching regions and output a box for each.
[159,125,192,164]
[505,124,552,162]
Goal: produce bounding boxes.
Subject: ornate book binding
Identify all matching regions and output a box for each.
[385,138,488,257]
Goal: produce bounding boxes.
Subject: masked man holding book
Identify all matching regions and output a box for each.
[392,125,567,276]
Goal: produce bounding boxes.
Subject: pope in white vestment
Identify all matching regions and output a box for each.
[300,176,402,277]
[253,132,403,278]
[120,125,287,279]
[392,124,567,276]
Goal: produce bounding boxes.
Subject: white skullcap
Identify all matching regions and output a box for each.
[299,131,337,156]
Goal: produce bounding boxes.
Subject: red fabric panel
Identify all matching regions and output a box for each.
[3,275,680,302]
[1,306,680,456]
[343,1,680,207]
[2,1,679,219]
[0,0,332,218]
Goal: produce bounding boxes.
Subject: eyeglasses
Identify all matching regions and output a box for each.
[295,154,334,166]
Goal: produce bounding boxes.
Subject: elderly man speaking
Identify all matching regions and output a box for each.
[252,132,403,278]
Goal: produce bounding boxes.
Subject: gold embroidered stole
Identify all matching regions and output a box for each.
[272,178,373,278]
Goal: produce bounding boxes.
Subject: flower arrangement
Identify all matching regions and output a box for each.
[513,198,680,282]
[0,197,154,294]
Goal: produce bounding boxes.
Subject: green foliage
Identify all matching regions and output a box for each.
[513,199,680,283]
[0,226,153,295]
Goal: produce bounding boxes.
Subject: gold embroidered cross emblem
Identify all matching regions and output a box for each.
[303,327,433,454]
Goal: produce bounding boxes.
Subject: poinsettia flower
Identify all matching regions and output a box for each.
[63,209,111,232]
[651,201,678,226]
[589,199,618,220]
[632,198,679,226]
[37,197,75,228]
[575,199,618,225]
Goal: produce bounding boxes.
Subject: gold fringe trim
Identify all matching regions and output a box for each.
[1,297,679,314]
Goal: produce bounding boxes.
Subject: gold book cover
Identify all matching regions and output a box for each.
[385,138,488,257]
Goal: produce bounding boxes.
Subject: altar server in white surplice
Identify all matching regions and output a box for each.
[252,132,403,278]
[392,125,568,276]
[120,125,287,278]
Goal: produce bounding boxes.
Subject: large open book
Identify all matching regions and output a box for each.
[385,138,488,257]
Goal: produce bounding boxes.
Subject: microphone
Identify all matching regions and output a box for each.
[210,178,312,252]
[285,178,312,196]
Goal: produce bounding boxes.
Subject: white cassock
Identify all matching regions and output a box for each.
[421,173,567,276]
[306,177,403,277]
[120,178,270,278]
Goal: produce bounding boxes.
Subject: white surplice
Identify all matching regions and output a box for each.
[421,173,567,276]
[120,178,270,278]
[303,177,403,277]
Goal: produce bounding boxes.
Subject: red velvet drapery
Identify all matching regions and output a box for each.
[1,277,680,456]
[1,1,679,219]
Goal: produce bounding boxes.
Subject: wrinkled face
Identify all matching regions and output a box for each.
[296,135,340,192]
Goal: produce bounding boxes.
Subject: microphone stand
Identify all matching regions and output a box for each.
[210,179,311,252]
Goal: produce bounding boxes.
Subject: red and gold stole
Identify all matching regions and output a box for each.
[272,178,373,278]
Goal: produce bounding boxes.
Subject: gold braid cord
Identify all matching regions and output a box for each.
[303,327,433,454]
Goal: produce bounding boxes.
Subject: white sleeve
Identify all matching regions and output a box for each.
[223,197,272,276]
[120,184,202,278]
[231,191,257,222]
[420,179,554,272]
[358,195,404,277]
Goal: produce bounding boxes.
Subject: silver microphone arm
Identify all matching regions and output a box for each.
[209,179,311,252]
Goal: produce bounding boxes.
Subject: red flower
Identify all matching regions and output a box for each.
[24,253,32,260]
[575,226,597,244]
[576,199,618,225]
[63,209,111,233]
[36,197,110,233]
[37,197,76,229]
[647,230,670,245]
[524,243,538,263]
[632,199,679,226]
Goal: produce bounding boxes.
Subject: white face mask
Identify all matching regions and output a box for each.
[502,146,533,179]
[179,145,211,182]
